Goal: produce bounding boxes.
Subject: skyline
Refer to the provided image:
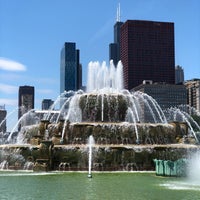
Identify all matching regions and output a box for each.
[0,0,200,130]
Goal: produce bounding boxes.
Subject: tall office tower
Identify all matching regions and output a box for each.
[175,65,184,84]
[42,99,54,110]
[60,42,81,93]
[109,4,124,66]
[76,49,82,89]
[120,20,175,90]
[184,79,200,112]
[18,86,34,119]
[0,105,7,133]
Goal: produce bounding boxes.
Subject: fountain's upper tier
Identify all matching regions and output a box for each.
[86,60,124,93]
[65,90,167,124]
[79,93,128,122]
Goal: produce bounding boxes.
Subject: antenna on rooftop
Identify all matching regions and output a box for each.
[116,3,121,22]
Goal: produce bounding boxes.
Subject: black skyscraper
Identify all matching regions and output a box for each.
[109,5,123,66]
[18,86,34,119]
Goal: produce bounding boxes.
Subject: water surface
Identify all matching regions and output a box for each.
[0,171,199,200]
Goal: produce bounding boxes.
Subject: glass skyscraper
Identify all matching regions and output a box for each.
[60,42,81,93]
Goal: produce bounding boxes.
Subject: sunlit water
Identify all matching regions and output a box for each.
[0,172,200,200]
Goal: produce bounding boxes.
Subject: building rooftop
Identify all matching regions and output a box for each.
[0,105,5,110]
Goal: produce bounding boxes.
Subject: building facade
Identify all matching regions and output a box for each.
[175,65,184,84]
[184,79,200,112]
[0,105,7,133]
[133,81,187,121]
[18,86,34,119]
[109,21,124,66]
[120,20,175,90]
[60,42,82,93]
[42,99,54,110]
[109,4,123,66]
[76,50,82,90]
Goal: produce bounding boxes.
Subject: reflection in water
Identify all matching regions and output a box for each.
[85,178,97,200]
[160,180,200,191]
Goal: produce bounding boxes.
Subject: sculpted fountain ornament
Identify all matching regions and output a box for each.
[0,60,200,172]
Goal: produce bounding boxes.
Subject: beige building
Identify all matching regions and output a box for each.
[184,79,200,112]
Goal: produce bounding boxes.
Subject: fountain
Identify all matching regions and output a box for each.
[87,135,95,178]
[0,60,200,172]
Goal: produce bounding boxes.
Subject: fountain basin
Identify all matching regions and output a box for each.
[0,119,194,171]
[0,143,199,171]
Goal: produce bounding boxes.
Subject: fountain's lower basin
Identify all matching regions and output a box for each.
[0,143,199,171]
[0,121,197,171]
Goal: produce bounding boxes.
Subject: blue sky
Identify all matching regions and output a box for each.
[0,0,200,130]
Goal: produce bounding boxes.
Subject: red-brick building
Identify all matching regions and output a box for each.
[120,20,175,90]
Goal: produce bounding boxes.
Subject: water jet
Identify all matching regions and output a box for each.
[87,135,95,178]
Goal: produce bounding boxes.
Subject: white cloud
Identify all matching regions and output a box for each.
[0,98,17,106]
[0,57,27,71]
[0,83,18,94]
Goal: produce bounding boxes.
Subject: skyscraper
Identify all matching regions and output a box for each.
[76,49,82,90]
[60,42,82,93]
[120,20,175,90]
[175,65,184,84]
[109,4,123,66]
[0,105,7,133]
[18,86,34,119]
